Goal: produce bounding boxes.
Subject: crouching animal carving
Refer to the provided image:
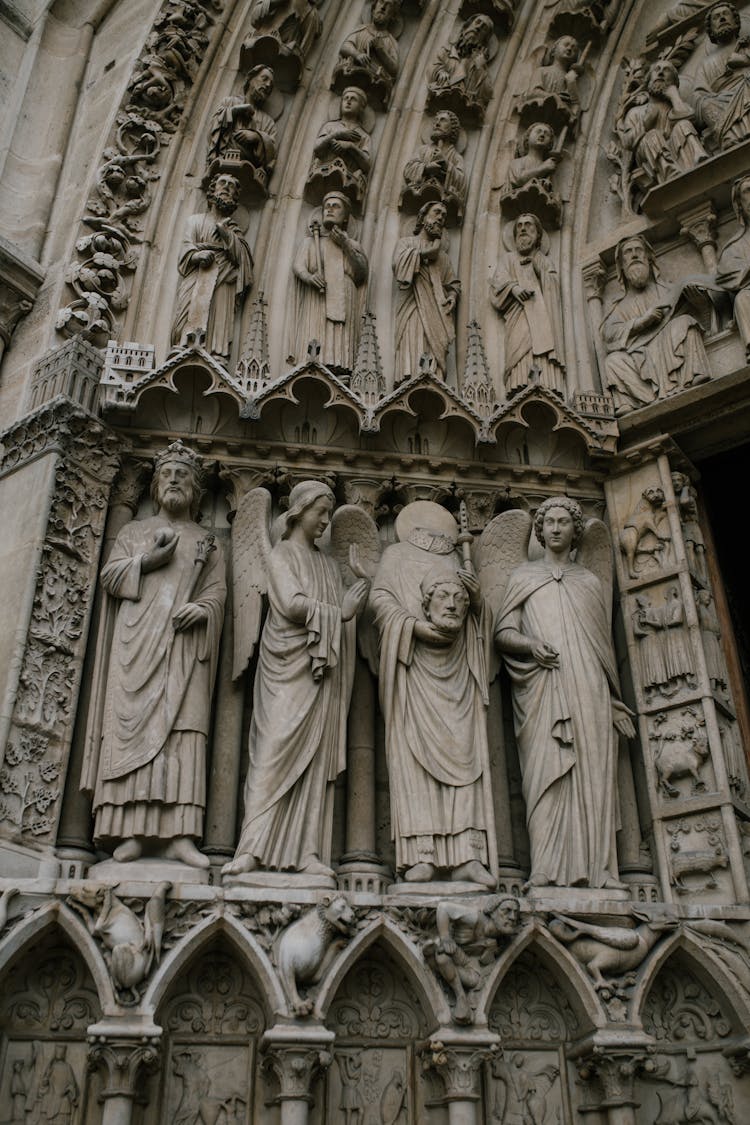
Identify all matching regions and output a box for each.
[651,708,709,798]
[671,850,729,894]
[275,894,355,1015]
[547,909,677,991]
[69,881,171,1001]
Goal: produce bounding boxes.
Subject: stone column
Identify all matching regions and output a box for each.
[261,1029,333,1125]
[424,1037,499,1125]
[679,201,718,273]
[344,656,377,858]
[87,1033,160,1125]
[582,257,608,390]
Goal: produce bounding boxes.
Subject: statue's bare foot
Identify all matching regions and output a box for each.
[452,861,496,888]
[221,854,258,877]
[453,995,473,1024]
[300,855,334,877]
[602,875,627,890]
[523,871,550,892]
[164,837,210,869]
[113,838,142,862]
[403,863,435,882]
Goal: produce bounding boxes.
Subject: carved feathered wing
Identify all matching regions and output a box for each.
[576,518,614,612]
[329,504,382,675]
[232,488,273,680]
[475,509,533,680]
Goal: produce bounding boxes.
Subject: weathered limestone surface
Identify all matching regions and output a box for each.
[1,1,750,1121]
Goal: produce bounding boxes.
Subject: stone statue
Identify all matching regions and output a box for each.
[331,0,401,110]
[305,86,372,210]
[240,0,323,90]
[501,121,564,227]
[392,201,460,382]
[633,587,696,700]
[694,2,750,150]
[170,173,253,358]
[336,1051,365,1124]
[717,174,750,363]
[548,909,677,991]
[600,235,713,415]
[490,212,566,398]
[35,1046,79,1125]
[423,896,520,1023]
[618,486,672,579]
[223,483,372,880]
[82,442,226,869]
[276,894,355,1013]
[427,14,495,123]
[460,0,517,34]
[400,109,467,224]
[291,192,369,373]
[671,471,708,583]
[490,1053,560,1125]
[613,58,708,198]
[370,501,497,887]
[697,589,729,696]
[493,498,635,890]
[206,64,278,200]
[524,33,587,127]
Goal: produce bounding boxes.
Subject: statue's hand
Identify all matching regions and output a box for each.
[196,250,215,267]
[309,271,326,291]
[143,528,179,572]
[172,602,209,630]
[531,640,559,668]
[458,567,481,612]
[612,699,636,739]
[348,542,370,580]
[437,938,457,956]
[342,578,371,621]
[414,620,454,645]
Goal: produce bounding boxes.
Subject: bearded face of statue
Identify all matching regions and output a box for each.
[155,461,197,517]
[423,580,469,635]
[422,203,447,239]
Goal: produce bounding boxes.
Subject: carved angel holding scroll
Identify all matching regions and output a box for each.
[487,498,635,890]
[222,481,376,881]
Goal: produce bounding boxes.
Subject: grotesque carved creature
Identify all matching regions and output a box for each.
[69,881,171,1001]
[548,909,678,991]
[651,708,709,798]
[276,894,355,1014]
[618,486,671,580]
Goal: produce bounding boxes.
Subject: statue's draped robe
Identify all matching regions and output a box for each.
[619,98,705,186]
[370,537,496,872]
[292,230,367,369]
[393,235,460,380]
[403,142,466,208]
[208,97,278,175]
[491,248,565,395]
[601,278,709,413]
[170,211,253,357]
[497,561,621,888]
[335,24,398,87]
[82,516,226,844]
[694,40,750,147]
[235,540,355,868]
[310,117,371,197]
[249,0,322,56]
[717,225,750,345]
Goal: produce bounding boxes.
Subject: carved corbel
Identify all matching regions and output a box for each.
[87,1034,161,1119]
[679,201,719,273]
[219,464,282,516]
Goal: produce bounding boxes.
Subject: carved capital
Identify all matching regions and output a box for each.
[110,457,152,515]
[454,488,496,532]
[262,1042,333,1103]
[577,1047,653,1109]
[581,258,607,304]
[424,1039,499,1101]
[219,465,279,514]
[679,201,718,265]
[87,1035,161,1100]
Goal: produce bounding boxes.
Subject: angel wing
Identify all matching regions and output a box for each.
[232,488,273,680]
[475,509,534,681]
[576,517,614,612]
[329,504,382,675]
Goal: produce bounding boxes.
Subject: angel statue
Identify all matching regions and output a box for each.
[370,500,498,888]
[222,481,375,881]
[489,498,635,890]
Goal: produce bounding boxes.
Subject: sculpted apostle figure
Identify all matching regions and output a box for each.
[206,64,277,183]
[616,59,707,190]
[490,213,566,397]
[223,482,370,878]
[307,86,372,208]
[401,109,467,220]
[717,173,750,361]
[82,442,226,868]
[170,173,253,358]
[428,14,495,114]
[291,191,369,372]
[495,498,635,889]
[601,234,712,415]
[694,2,750,149]
[370,502,497,887]
[527,34,585,122]
[332,0,400,107]
[507,121,562,191]
[392,200,460,382]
